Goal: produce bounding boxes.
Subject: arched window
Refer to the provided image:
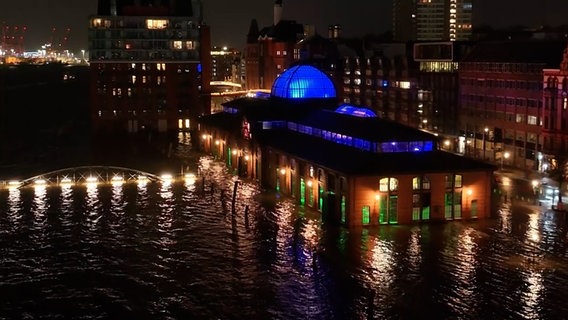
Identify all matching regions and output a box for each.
[377,177,398,224]
[412,176,431,221]
[444,174,463,219]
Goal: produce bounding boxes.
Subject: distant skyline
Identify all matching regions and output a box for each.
[0,0,567,53]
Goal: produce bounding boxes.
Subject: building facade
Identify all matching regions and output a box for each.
[88,0,211,136]
[244,1,305,91]
[542,46,568,172]
[458,40,565,171]
[198,65,495,227]
[393,0,473,42]
[211,46,242,84]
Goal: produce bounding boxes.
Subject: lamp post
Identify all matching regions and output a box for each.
[483,127,489,160]
[532,179,540,205]
[501,151,510,170]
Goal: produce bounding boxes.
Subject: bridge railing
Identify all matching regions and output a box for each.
[0,166,197,190]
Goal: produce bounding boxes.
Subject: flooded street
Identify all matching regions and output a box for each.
[0,140,568,319]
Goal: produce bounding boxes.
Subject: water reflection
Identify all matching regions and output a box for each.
[6,188,21,228]
[1,156,568,319]
[32,184,48,231]
[521,269,544,319]
[85,182,101,231]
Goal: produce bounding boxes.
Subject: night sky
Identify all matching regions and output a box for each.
[0,0,567,53]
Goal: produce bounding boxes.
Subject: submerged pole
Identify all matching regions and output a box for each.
[231,181,239,215]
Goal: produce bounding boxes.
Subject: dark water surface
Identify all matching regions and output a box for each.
[1,156,568,319]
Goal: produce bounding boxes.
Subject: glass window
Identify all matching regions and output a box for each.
[445,175,453,189]
[422,177,431,190]
[379,178,389,192]
[271,65,336,99]
[335,104,377,117]
[455,175,463,188]
[389,178,398,191]
[146,19,168,29]
[412,177,420,190]
[362,206,370,225]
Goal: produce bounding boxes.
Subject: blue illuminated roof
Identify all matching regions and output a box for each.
[271,65,336,99]
[335,104,377,117]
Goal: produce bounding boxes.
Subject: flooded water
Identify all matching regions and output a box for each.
[1,155,568,319]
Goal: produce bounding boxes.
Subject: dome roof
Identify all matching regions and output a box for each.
[271,65,336,99]
[335,104,377,117]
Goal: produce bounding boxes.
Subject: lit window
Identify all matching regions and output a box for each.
[173,41,183,50]
[93,18,111,28]
[146,19,168,29]
[413,177,420,190]
[454,175,462,188]
[389,178,398,191]
[379,178,389,192]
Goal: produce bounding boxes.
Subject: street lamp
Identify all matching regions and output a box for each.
[483,127,489,160]
[501,151,510,170]
[532,179,540,205]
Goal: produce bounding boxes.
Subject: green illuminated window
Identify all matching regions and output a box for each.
[389,196,398,223]
[341,195,346,224]
[454,191,462,218]
[422,206,430,220]
[228,147,232,167]
[379,195,387,224]
[300,178,306,205]
[378,177,398,224]
[412,208,420,221]
[318,186,324,211]
[362,206,370,225]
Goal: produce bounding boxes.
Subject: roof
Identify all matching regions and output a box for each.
[271,65,337,99]
[220,97,435,142]
[462,39,567,67]
[297,109,437,142]
[258,20,304,42]
[260,130,495,176]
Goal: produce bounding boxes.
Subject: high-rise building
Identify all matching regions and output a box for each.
[88,0,211,136]
[393,0,473,42]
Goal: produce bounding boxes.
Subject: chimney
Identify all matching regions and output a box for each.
[274,0,283,26]
[328,24,341,39]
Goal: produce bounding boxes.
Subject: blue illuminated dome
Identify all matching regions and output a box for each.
[335,104,377,117]
[271,65,336,99]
